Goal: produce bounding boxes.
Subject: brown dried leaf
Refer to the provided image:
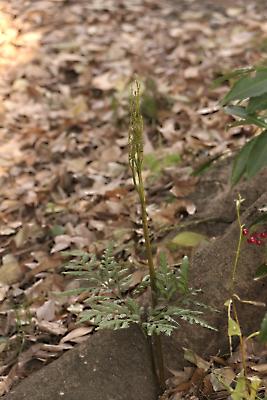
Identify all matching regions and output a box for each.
[0,254,23,285]
[37,320,68,336]
[60,327,93,344]
[36,300,55,322]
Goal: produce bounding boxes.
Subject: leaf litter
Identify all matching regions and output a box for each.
[0,0,267,395]
[160,337,267,400]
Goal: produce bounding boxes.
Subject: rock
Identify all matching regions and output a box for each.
[163,191,267,370]
[3,325,159,400]
[201,167,267,224]
[188,163,267,237]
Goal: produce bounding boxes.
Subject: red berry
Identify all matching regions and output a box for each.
[259,232,267,238]
[242,228,249,236]
[247,236,256,244]
[256,239,263,246]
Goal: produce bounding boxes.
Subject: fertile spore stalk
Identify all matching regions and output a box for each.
[129,80,165,389]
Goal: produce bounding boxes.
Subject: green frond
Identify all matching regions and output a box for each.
[181,314,217,331]
[193,301,219,313]
[177,256,189,295]
[55,287,90,297]
[78,297,141,329]
[132,274,150,296]
[156,252,179,301]
[143,315,178,336]
[98,243,133,295]
[144,303,216,336]
[154,253,191,302]
[62,250,92,260]
[163,306,203,317]
[60,228,214,338]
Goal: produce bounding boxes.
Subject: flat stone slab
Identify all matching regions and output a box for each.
[3,325,159,400]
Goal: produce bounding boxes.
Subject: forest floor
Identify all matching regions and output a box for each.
[0,0,267,397]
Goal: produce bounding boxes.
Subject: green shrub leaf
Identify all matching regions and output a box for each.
[224,106,267,129]
[254,264,267,281]
[247,93,267,113]
[224,105,249,119]
[231,137,257,185]
[259,312,267,342]
[246,130,267,178]
[221,74,267,105]
[212,66,254,88]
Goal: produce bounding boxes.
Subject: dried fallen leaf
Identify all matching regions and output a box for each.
[37,320,68,336]
[0,254,23,285]
[51,235,72,253]
[169,231,207,248]
[36,300,55,322]
[251,364,267,375]
[0,283,9,301]
[209,367,235,391]
[183,348,211,371]
[60,326,93,344]
[92,72,117,91]
[167,367,194,386]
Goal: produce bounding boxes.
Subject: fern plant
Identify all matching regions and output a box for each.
[63,245,213,335]
[62,80,214,390]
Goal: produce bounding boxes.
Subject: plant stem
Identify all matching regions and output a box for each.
[153,335,165,390]
[231,195,244,293]
[137,170,165,390]
[230,194,247,380]
[138,171,157,302]
[232,301,247,378]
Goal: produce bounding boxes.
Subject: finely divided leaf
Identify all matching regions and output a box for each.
[178,256,189,295]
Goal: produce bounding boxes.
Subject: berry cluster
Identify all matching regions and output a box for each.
[242,227,267,246]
